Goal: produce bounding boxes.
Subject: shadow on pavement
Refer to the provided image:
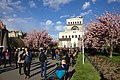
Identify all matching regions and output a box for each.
[0,65,17,74]
[30,62,56,78]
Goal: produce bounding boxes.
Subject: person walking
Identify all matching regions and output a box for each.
[23,47,32,79]
[55,48,59,60]
[17,48,24,75]
[3,49,11,68]
[0,47,3,66]
[39,49,47,80]
[14,48,18,68]
[51,48,55,60]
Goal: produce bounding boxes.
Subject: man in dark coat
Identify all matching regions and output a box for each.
[39,49,47,80]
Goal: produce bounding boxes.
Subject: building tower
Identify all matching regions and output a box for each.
[59,17,83,48]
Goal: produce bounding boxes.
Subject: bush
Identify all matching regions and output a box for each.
[88,56,120,80]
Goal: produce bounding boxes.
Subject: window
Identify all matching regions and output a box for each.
[73,22,74,24]
[69,35,70,38]
[71,26,79,30]
[80,21,81,24]
[75,22,76,24]
[73,31,76,33]
[62,36,64,38]
[71,22,72,24]
[77,21,79,24]
[66,36,67,38]
[72,35,74,38]
[68,22,70,25]
[75,35,77,38]
[79,35,80,38]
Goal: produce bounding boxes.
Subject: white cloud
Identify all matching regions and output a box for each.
[56,21,62,25]
[29,0,36,8]
[2,17,38,32]
[13,14,17,17]
[8,1,26,12]
[82,2,90,10]
[55,21,65,31]
[60,15,70,18]
[55,25,65,31]
[91,0,96,3]
[42,0,72,10]
[40,20,54,31]
[0,0,26,19]
[70,14,76,18]
[46,20,54,26]
[80,9,92,16]
[40,20,65,32]
[108,0,120,3]
[0,1,14,14]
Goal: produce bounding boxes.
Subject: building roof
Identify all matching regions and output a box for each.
[0,21,5,29]
[8,30,19,33]
[0,22,3,27]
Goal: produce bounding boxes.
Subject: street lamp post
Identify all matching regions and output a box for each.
[82,22,84,64]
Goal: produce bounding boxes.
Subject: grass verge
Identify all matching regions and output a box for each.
[96,52,120,64]
[72,52,101,80]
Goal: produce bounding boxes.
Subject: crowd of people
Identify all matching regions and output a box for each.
[0,47,32,79]
[0,46,79,80]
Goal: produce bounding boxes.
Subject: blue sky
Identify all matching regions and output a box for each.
[0,0,120,40]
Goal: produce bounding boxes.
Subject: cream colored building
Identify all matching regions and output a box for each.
[59,17,83,48]
[8,30,23,38]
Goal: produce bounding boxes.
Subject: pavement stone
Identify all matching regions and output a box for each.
[0,58,74,80]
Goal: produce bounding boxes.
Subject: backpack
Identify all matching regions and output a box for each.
[55,70,66,79]
[24,52,32,63]
[39,52,46,62]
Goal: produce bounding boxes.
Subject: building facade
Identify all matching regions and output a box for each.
[8,30,23,38]
[0,21,9,51]
[59,17,83,48]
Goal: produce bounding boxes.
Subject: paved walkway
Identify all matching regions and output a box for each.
[0,58,75,80]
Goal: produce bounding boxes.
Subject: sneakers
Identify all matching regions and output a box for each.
[19,73,22,75]
[24,76,30,79]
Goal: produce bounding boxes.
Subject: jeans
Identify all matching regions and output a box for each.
[4,59,11,67]
[18,63,22,75]
[56,54,59,60]
[41,62,46,80]
[23,62,31,77]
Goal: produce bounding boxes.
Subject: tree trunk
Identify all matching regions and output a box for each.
[109,46,113,58]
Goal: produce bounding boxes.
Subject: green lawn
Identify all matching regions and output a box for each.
[112,56,120,64]
[72,52,101,80]
[97,54,120,64]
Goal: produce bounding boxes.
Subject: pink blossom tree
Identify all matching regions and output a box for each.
[23,30,53,49]
[52,40,59,46]
[84,12,120,57]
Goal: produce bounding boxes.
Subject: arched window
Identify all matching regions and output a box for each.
[68,22,70,25]
[69,35,70,38]
[75,22,76,24]
[71,26,79,30]
[80,21,81,24]
[72,35,74,38]
[75,35,77,38]
[66,35,67,38]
